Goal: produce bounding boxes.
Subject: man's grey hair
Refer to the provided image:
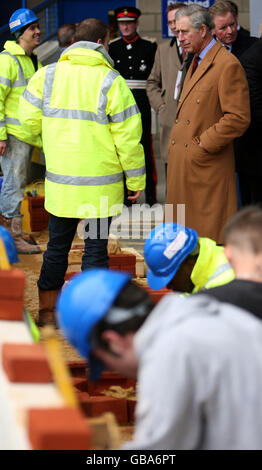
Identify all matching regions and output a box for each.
[175,5,213,32]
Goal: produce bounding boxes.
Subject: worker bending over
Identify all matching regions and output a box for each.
[144,222,234,293]
[57,206,262,450]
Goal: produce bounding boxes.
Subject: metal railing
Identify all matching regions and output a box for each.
[0,0,59,48]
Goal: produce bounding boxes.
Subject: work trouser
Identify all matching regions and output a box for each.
[0,134,33,218]
[38,214,112,290]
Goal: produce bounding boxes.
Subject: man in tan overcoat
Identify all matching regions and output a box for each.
[166,5,250,244]
[146,2,186,173]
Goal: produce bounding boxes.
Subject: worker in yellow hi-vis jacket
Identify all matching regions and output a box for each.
[144,223,234,293]
[19,18,146,327]
[0,8,42,255]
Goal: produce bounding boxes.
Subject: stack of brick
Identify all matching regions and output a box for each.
[69,361,136,424]
[0,268,25,321]
[0,268,92,450]
[21,195,49,233]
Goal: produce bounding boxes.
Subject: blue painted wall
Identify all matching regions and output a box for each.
[60,0,136,25]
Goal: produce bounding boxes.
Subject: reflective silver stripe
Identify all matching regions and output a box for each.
[0,120,6,127]
[125,166,146,178]
[204,262,232,288]
[23,88,43,109]
[45,107,98,121]
[5,116,21,126]
[42,64,122,125]
[0,76,11,87]
[1,51,29,87]
[97,69,119,124]
[126,79,147,89]
[43,65,99,120]
[46,170,123,186]
[109,104,140,123]
[43,62,56,112]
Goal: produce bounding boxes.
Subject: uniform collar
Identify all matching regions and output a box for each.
[123,33,139,44]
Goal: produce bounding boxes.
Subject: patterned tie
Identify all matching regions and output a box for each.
[191,55,200,76]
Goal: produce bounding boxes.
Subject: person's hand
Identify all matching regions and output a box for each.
[127,190,142,203]
[0,140,7,155]
[158,103,165,113]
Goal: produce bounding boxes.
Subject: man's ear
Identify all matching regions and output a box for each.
[101,330,126,355]
[97,38,102,44]
[223,245,233,264]
[200,24,208,38]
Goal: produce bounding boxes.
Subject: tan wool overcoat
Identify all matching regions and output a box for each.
[166,41,250,243]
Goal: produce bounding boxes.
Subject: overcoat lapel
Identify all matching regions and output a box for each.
[176,41,223,114]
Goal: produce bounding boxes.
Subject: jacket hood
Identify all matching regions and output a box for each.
[59,40,115,68]
[4,40,27,56]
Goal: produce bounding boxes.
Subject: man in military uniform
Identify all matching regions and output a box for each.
[109,6,157,206]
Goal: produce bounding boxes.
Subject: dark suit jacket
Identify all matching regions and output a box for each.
[235,38,262,175]
[231,28,258,59]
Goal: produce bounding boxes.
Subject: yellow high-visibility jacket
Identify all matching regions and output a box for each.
[19,41,146,218]
[191,237,234,293]
[0,41,42,147]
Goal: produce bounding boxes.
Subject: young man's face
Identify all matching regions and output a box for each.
[92,332,138,379]
[212,11,238,45]
[119,20,138,40]
[167,9,179,36]
[19,22,41,49]
[176,16,206,54]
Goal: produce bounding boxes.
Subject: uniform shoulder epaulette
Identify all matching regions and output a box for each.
[109,36,122,45]
[141,36,157,44]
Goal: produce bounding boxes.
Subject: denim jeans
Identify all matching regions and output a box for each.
[0,134,33,218]
[38,214,112,290]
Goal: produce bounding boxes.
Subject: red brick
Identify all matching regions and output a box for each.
[140,285,172,304]
[0,269,25,320]
[127,399,136,423]
[72,377,88,398]
[86,371,136,396]
[27,196,49,232]
[67,360,87,378]
[109,254,136,275]
[64,271,78,281]
[27,407,92,450]
[80,396,128,424]
[2,343,52,383]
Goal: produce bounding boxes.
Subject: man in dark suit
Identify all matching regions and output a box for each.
[146,2,188,177]
[234,38,262,205]
[227,1,251,38]
[209,0,258,59]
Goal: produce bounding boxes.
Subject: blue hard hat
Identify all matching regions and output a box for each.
[9,8,39,34]
[56,269,131,381]
[0,225,19,264]
[144,223,198,290]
